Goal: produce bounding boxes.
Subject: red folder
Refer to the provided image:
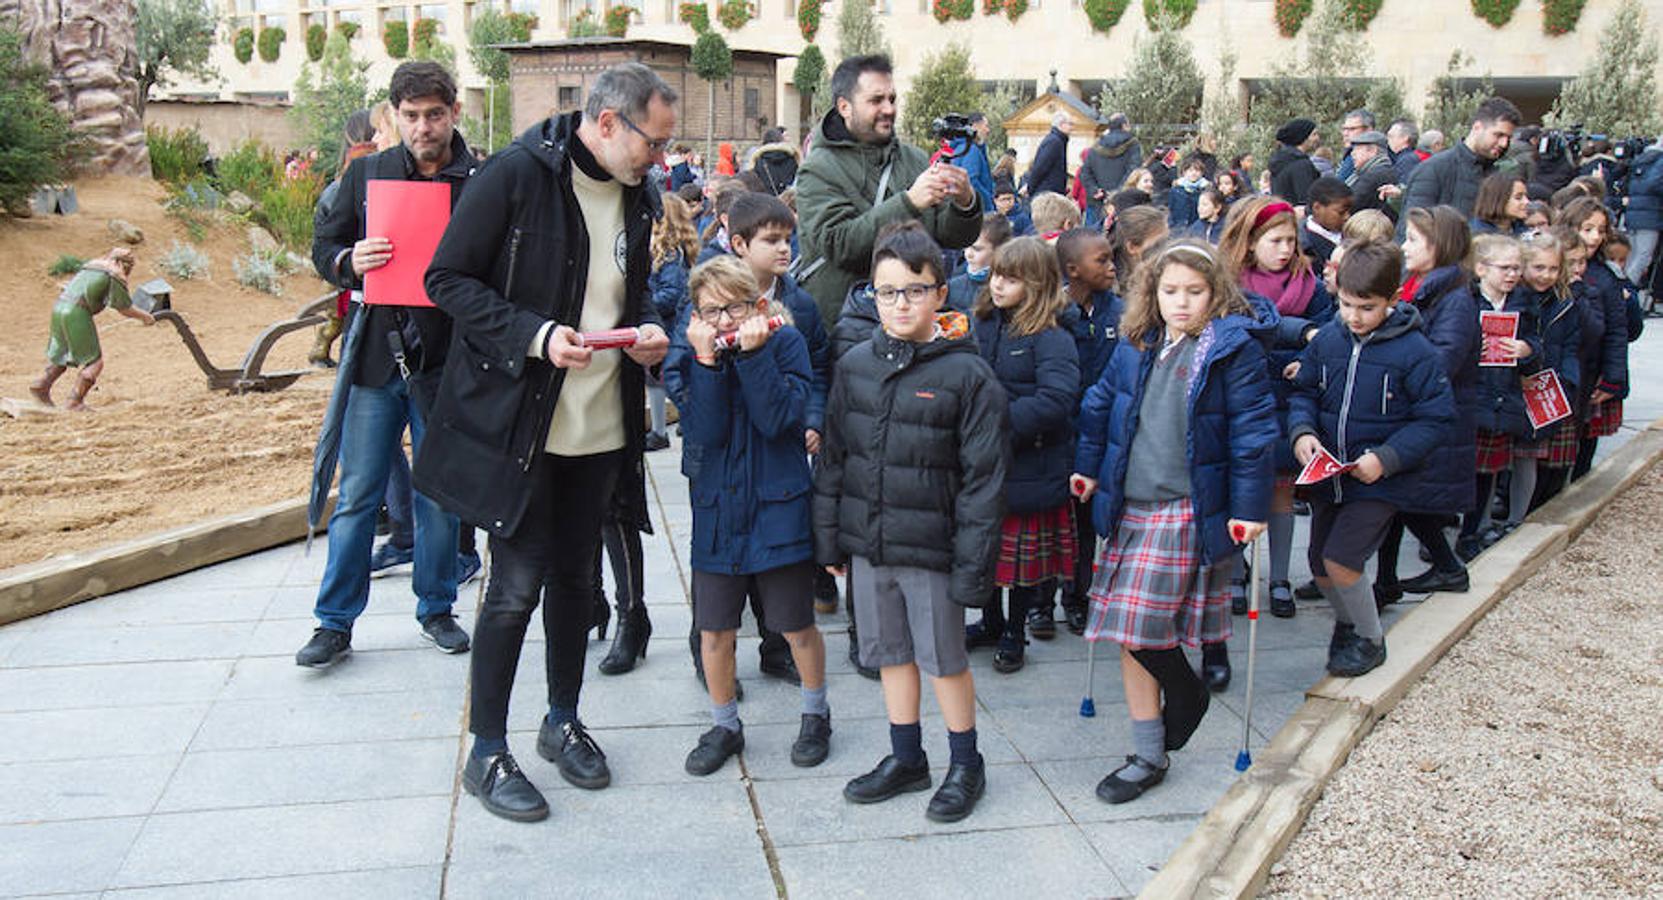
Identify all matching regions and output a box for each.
[1479,310,1520,367]
[363,180,449,307]
[1523,369,1573,430]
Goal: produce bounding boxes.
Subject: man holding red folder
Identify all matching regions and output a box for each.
[418,63,674,823]
[299,62,477,669]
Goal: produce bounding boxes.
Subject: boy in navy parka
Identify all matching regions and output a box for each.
[1289,240,1457,678]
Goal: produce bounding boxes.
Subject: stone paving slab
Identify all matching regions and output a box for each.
[4,325,1659,897]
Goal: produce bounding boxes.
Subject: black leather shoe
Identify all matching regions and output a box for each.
[643,430,671,452]
[598,609,651,675]
[1294,579,1323,601]
[1269,580,1296,618]
[1373,580,1404,610]
[537,720,611,790]
[759,654,802,685]
[1328,636,1387,677]
[1455,535,1484,563]
[419,614,471,654]
[685,725,745,776]
[1399,566,1470,594]
[462,751,549,823]
[843,754,931,804]
[1025,607,1057,641]
[992,635,1025,673]
[926,758,986,823]
[1328,621,1356,660]
[790,713,832,767]
[963,619,1002,649]
[1230,577,1249,615]
[295,628,351,668]
[1097,756,1167,804]
[1061,602,1088,635]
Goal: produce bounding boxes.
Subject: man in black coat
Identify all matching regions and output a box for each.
[417,63,674,823]
[1026,112,1071,198]
[1347,130,1400,220]
[1080,112,1141,219]
[1269,118,1322,205]
[299,61,475,671]
[1403,96,1521,219]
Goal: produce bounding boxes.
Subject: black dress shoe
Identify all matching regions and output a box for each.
[1096,756,1167,804]
[1373,580,1404,610]
[1269,580,1296,618]
[463,751,549,823]
[1026,607,1057,641]
[537,720,611,790]
[992,635,1025,673]
[1399,566,1470,594]
[963,619,1002,649]
[1328,636,1387,677]
[1455,535,1484,563]
[1328,621,1356,659]
[843,754,931,804]
[759,654,803,685]
[1230,577,1249,615]
[1061,602,1088,635]
[685,725,745,776]
[1294,579,1323,601]
[926,758,986,823]
[790,713,832,767]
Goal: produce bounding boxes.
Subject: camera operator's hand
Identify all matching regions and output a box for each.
[906,167,947,211]
[937,165,976,209]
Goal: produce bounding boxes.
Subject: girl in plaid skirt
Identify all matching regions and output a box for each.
[1460,233,1542,560]
[1531,227,1595,509]
[1073,239,1278,805]
[970,237,1083,674]
[1559,198,1631,483]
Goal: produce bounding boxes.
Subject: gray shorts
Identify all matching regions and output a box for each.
[850,556,968,678]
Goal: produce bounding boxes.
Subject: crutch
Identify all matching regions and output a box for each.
[1235,532,1264,772]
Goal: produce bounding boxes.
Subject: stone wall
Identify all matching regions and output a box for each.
[147,100,303,155]
[0,0,149,176]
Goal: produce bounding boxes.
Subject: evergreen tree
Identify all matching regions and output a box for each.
[467,10,533,153]
[1547,0,1661,138]
[835,0,890,60]
[1097,13,1203,147]
[1422,50,1496,144]
[290,31,370,172]
[692,30,733,161]
[902,43,980,149]
[0,26,79,215]
[793,43,826,134]
[136,0,219,119]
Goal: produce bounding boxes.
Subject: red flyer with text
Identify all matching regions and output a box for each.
[1523,369,1573,430]
[1295,446,1357,486]
[1479,310,1520,367]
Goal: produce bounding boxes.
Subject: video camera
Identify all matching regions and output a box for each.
[930,114,978,160]
[1537,124,1584,162]
[1614,136,1651,161]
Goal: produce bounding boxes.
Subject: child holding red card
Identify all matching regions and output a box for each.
[1525,228,1589,510]
[1073,239,1277,804]
[1288,241,1456,677]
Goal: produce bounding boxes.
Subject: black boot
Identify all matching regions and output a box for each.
[1201,641,1231,693]
[599,605,651,675]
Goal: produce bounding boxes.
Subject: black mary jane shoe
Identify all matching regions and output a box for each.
[1095,755,1167,805]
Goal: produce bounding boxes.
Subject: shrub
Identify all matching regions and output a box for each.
[383,19,408,57]
[166,177,223,210]
[1470,0,1519,26]
[1141,0,1195,28]
[931,0,972,22]
[679,1,710,32]
[1336,0,1381,30]
[47,254,85,276]
[717,0,752,29]
[1004,0,1027,20]
[1275,0,1313,35]
[159,240,211,279]
[233,26,254,63]
[214,138,284,199]
[146,124,208,184]
[797,0,821,39]
[257,26,284,62]
[1082,0,1130,33]
[257,173,324,250]
[233,250,284,295]
[1542,0,1587,35]
[412,17,439,54]
[306,23,326,60]
[605,4,634,36]
[335,20,359,40]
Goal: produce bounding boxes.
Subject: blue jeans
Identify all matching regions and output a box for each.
[314,376,458,633]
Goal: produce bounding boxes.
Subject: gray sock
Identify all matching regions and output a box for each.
[1319,581,1352,625]
[1336,578,1383,641]
[800,683,829,717]
[1268,511,1295,583]
[648,385,668,435]
[1508,458,1538,526]
[1121,716,1169,779]
[712,699,741,733]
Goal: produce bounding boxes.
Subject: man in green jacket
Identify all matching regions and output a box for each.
[795,54,983,328]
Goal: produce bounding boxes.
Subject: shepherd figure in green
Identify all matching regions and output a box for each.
[30,247,155,411]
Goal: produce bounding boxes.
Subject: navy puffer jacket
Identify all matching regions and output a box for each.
[1075,296,1280,565]
[1535,288,1583,435]
[1260,280,1335,472]
[1407,266,1482,511]
[1472,285,1546,436]
[974,313,1081,514]
[1059,289,1125,400]
[1289,305,1459,512]
[649,249,691,324]
[1578,260,1631,400]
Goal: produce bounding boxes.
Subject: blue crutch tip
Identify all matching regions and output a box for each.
[1234,750,1252,772]
[1079,697,1096,718]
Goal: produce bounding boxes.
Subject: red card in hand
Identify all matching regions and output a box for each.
[1523,369,1573,430]
[714,315,786,350]
[1479,310,1520,367]
[363,180,449,307]
[1295,446,1357,486]
[578,327,640,350]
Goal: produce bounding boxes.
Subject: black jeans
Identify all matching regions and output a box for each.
[470,451,623,742]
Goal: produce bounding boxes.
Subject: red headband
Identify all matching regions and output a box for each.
[1253,201,1294,231]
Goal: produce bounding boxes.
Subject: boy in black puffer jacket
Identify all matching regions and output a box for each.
[815,226,1008,825]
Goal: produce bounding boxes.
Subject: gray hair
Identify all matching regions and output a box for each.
[1345,108,1376,128]
[1418,129,1445,152]
[584,62,678,122]
[1050,111,1071,128]
[1387,118,1418,144]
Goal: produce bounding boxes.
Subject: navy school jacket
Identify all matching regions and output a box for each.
[1534,286,1582,438]
[1259,280,1336,472]
[973,312,1081,514]
[1074,296,1280,566]
[1288,304,1458,512]
[1473,285,1546,437]
[1059,289,1125,399]
[680,325,815,575]
[1406,266,1482,511]
[1578,260,1631,400]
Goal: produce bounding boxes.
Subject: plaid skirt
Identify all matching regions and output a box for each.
[1084,498,1231,650]
[994,505,1077,587]
[1475,430,1514,475]
[1540,419,1581,468]
[1585,398,1623,438]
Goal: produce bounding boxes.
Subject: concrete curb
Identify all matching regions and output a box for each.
[0,495,331,626]
[1139,421,1663,899]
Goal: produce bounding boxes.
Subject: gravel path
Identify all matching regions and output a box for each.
[1264,466,1663,898]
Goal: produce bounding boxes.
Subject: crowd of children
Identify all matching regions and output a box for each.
[619,128,1644,822]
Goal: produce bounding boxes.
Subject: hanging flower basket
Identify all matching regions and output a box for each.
[931,0,973,23]
[605,4,635,36]
[797,0,822,39]
[1274,0,1312,36]
[679,1,710,31]
[1082,0,1130,33]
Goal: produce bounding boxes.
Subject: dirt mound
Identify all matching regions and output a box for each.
[0,177,333,570]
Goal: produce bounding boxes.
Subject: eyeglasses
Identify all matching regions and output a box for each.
[615,111,671,154]
[697,301,755,323]
[873,284,939,308]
